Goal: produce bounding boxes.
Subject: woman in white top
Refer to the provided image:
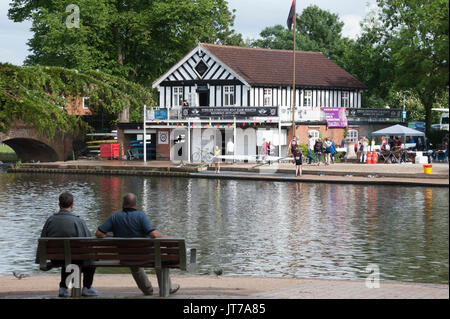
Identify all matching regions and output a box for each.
[360,138,369,163]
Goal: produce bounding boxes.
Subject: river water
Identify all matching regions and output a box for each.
[0,172,448,284]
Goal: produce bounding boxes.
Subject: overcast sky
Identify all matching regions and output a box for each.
[0,0,377,66]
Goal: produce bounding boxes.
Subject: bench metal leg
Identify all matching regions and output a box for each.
[156,268,171,297]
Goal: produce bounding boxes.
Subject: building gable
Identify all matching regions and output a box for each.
[152,45,250,89]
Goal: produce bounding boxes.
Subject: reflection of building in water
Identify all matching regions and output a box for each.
[366,187,379,232]
[424,188,433,249]
[99,176,122,214]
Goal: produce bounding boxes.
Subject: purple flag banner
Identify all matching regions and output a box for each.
[321,107,348,128]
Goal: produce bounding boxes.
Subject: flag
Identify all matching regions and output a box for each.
[287,0,295,30]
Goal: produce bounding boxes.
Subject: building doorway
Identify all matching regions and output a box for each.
[197,86,209,106]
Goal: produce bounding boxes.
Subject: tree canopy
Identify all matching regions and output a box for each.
[8,0,243,86]
[0,63,153,137]
[252,5,344,59]
[377,0,449,133]
[250,2,448,132]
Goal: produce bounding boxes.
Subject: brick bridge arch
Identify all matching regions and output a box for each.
[0,121,74,162]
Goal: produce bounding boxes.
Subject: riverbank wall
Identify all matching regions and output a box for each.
[6,161,449,187]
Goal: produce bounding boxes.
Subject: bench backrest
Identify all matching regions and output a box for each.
[38,238,187,270]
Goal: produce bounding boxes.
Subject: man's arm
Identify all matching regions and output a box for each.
[95,229,107,238]
[96,215,113,238]
[149,230,164,238]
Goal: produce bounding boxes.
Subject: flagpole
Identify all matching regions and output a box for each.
[291,0,297,140]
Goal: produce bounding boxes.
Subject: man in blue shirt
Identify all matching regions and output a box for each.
[95,193,180,296]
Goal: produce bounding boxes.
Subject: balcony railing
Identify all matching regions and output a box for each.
[148,106,402,123]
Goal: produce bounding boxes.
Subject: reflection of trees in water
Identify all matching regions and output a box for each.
[0,173,448,282]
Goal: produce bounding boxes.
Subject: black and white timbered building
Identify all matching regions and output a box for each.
[144,43,371,161]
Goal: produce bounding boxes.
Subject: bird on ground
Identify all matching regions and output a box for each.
[213,268,223,277]
[12,271,30,280]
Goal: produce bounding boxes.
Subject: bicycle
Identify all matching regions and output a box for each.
[192,148,214,163]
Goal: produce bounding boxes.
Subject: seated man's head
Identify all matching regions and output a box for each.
[123,193,137,209]
[59,192,74,210]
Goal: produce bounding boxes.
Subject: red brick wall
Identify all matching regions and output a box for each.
[289,125,346,144]
[288,123,397,145]
[65,96,93,116]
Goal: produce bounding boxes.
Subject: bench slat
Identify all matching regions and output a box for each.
[45,254,181,261]
[46,247,181,255]
[45,240,182,248]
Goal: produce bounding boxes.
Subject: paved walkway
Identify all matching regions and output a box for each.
[0,274,447,299]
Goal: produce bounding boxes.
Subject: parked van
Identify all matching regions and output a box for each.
[431,109,449,131]
[440,112,449,131]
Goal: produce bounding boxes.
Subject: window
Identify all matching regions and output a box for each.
[304,90,312,107]
[187,93,196,107]
[341,91,349,108]
[347,129,358,143]
[173,87,183,107]
[82,97,90,109]
[263,88,273,106]
[223,86,235,106]
[308,130,319,142]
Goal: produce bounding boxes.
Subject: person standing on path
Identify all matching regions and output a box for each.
[330,139,337,164]
[36,192,98,298]
[292,146,303,177]
[213,145,221,173]
[289,136,298,156]
[314,138,323,166]
[324,137,332,165]
[95,193,180,296]
[307,134,316,164]
[360,137,369,163]
[226,138,234,163]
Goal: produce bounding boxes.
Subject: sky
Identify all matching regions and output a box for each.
[0,0,377,66]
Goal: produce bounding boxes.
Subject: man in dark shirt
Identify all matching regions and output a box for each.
[36,192,97,297]
[95,193,180,296]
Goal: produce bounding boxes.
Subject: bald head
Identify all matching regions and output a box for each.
[122,193,137,209]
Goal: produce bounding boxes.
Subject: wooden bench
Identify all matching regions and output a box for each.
[37,237,195,297]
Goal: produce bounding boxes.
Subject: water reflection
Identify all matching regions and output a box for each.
[0,172,448,284]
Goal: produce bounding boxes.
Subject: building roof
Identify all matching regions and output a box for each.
[201,43,367,90]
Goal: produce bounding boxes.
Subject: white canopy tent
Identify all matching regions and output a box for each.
[371,124,425,142]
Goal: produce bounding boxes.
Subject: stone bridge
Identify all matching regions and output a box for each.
[0,121,75,162]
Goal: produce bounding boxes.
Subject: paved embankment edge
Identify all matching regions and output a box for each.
[0,274,448,299]
[7,164,449,187]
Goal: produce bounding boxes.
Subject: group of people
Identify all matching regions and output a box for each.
[305,135,338,166]
[288,134,340,177]
[36,192,180,297]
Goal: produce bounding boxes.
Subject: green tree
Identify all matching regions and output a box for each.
[377,0,449,134]
[8,0,243,86]
[0,63,153,137]
[251,5,345,58]
[337,7,395,109]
